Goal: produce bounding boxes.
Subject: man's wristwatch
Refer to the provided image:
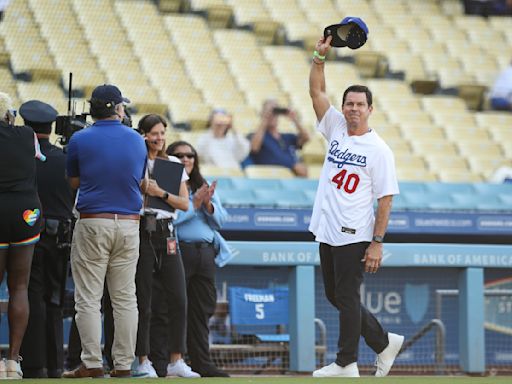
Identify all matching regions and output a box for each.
[372,235,384,243]
[162,191,169,201]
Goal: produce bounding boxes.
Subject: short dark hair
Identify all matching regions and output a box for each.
[89,98,117,119]
[342,85,373,106]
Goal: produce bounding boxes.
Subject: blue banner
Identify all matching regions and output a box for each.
[225,241,512,268]
[222,208,512,235]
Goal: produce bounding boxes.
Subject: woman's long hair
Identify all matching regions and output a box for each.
[166,140,205,193]
[138,114,168,159]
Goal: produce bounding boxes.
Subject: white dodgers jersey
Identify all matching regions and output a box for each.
[309,106,399,246]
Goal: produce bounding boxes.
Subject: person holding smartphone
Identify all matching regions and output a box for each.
[246,99,310,177]
[196,108,250,171]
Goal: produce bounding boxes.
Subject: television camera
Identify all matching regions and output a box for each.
[55,73,133,146]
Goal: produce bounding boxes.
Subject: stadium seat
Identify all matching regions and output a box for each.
[244,165,295,179]
[402,192,453,211]
[424,182,475,195]
[437,169,483,183]
[217,189,257,207]
[230,177,281,191]
[219,286,327,372]
[201,165,245,178]
[278,178,318,192]
[253,189,310,208]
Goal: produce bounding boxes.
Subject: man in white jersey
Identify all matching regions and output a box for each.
[308,34,404,378]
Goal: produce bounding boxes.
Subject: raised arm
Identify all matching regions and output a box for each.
[309,35,332,122]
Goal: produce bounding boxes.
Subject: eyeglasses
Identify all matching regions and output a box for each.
[173,153,195,159]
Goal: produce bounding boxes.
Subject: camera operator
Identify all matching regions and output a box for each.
[18,100,75,378]
[246,99,310,177]
[62,84,147,379]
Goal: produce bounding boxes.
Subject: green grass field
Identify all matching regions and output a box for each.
[17,376,512,383]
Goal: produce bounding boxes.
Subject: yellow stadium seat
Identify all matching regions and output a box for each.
[456,140,504,158]
[301,134,326,165]
[424,155,470,173]
[244,165,295,179]
[201,165,245,178]
[437,168,483,183]
[410,140,459,157]
[467,157,512,180]
[396,168,437,182]
[307,165,323,180]
[400,125,446,141]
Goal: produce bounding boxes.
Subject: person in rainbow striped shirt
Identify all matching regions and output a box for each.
[0,91,45,379]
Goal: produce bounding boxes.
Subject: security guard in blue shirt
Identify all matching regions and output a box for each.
[18,100,75,378]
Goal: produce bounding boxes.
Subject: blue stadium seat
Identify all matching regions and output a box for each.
[253,189,310,208]
[391,193,409,210]
[402,192,453,210]
[228,286,289,342]
[231,178,281,191]
[473,183,512,195]
[278,178,318,192]
[424,182,475,195]
[450,193,501,210]
[206,176,234,190]
[398,181,427,194]
[499,194,512,207]
[217,189,257,207]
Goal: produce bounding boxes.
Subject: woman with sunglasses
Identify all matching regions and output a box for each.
[155,141,230,377]
[133,115,200,378]
[0,92,46,379]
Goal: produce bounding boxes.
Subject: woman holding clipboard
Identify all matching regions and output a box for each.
[134,115,199,378]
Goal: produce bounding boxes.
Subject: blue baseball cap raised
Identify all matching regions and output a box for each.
[324,16,369,49]
[90,84,130,107]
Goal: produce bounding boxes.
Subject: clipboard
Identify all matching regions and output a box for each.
[146,157,185,212]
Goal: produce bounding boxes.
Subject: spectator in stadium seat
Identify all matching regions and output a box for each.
[245,99,310,177]
[158,140,230,378]
[133,114,197,379]
[489,60,512,111]
[0,91,45,379]
[196,108,250,171]
[308,35,404,378]
[0,0,11,22]
[463,0,512,16]
[62,84,147,379]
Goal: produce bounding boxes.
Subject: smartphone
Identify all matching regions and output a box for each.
[272,107,289,115]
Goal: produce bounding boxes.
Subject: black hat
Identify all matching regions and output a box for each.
[90,84,130,107]
[324,16,369,49]
[19,100,58,134]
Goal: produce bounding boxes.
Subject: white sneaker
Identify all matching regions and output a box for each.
[166,359,200,378]
[375,332,405,377]
[6,359,23,379]
[135,359,158,378]
[312,362,359,378]
[0,359,6,379]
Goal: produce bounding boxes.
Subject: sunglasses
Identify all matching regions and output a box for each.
[173,153,195,159]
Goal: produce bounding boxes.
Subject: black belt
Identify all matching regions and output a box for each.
[179,241,214,249]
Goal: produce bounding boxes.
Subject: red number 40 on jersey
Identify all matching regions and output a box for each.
[331,170,360,194]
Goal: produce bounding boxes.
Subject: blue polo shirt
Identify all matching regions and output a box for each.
[66,120,147,214]
[249,131,299,169]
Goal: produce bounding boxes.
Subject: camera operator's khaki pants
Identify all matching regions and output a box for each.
[70,218,139,371]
